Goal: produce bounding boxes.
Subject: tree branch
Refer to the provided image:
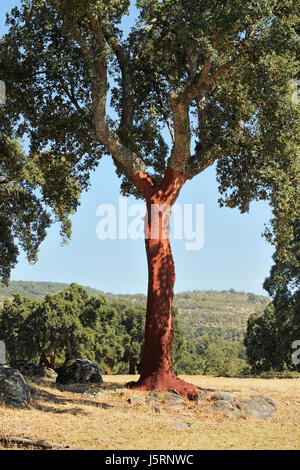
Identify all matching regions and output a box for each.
[166,57,215,173]
[71,16,146,180]
[60,83,84,114]
[102,24,135,136]
[185,142,224,177]
[213,58,237,80]
[167,97,191,173]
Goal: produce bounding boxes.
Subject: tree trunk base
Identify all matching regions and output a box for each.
[126,372,199,398]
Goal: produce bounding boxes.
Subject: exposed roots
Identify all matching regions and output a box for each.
[126,372,199,399]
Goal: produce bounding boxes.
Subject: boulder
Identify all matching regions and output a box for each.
[44,368,58,379]
[56,359,103,385]
[10,360,48,378]
[192,389,211,404]
[237,399,276,419]
[213,392,236,403]
[210,399,234,414]
[0,365,31,408]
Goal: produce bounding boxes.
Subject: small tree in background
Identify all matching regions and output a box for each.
[0,1,299,395]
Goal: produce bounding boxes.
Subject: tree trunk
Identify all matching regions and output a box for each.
[39,350,57,371]
[49,347,56,370]
[129,357,138,375]
[39,352,51,369]
[128,167,198,397]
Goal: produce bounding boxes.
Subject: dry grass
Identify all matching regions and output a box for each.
[0,374,299,450]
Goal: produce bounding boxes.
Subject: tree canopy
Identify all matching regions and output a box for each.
[0,282,249,375]
[0,0,299,282]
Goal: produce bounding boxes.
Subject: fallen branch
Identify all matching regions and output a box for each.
[0,435,53,449]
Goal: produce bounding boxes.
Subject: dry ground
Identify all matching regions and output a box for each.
[0,374,299,450]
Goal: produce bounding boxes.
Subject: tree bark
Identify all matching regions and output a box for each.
[127,167,199,397]
[39,352,51,369]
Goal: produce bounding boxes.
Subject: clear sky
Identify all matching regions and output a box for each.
[1,1,274,296]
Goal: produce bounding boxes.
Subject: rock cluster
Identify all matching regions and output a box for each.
[126,387,276,420]
[209,390,276,419]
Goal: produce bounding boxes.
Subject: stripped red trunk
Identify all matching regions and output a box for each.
[128,167,198,397]
[39,352,57,371]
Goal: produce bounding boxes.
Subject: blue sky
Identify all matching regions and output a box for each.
[1,1,274,296]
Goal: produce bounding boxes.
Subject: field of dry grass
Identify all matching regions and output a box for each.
[0,374,299,450]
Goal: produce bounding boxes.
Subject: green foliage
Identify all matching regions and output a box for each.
[0,0,298,274]
[0,136,52,283]
[0,293,41,361]
[193,334,248,376]
[0,282,251,375]
[0,283,187,373]
[245,218,300,373]
[0,282,270,345]
[244,305,282,373]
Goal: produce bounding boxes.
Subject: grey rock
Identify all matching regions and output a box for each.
[128,394,144,404]
[237,399,276,419]
[191,390,210,404]
[56,359,103,385]
[213,392,236,403]
[82,390,108,400]
[147,390,162,402]
[210,400,234,414]
[225,408,242,419]
[0,366,31,408]
[95,390,108,399]
[147,398,159,408]
[44,368,58,379]
[150,404,163,414]
[10,360,49,378]
[82,392,96,399]
[165,391,184,404]
[249,391,275,406]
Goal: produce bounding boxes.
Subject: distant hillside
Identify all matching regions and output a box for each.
[103,289,270,341]
[0,281,270,341]
[0,281,102,303]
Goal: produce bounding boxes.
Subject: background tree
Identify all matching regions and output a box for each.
[0,127,83,285]
[0,284,99,368]
[0,294,41,362]
[245,219,300,372]
[0,0,299,395]
[113,302,145,374]
[244,305,282,373]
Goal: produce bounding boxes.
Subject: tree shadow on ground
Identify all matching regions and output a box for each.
[29,387,114,416]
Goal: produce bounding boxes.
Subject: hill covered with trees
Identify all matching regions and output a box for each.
[0,281,269,342]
